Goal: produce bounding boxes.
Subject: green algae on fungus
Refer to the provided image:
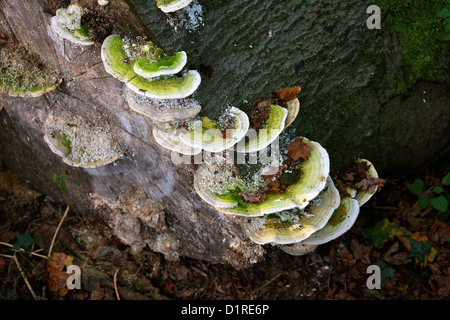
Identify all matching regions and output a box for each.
[241,177,340,245]
[0,43,62,98]
[134,51,187,79]
[236,103,288,153]
[155,0,194,13]
[127,70,201,99]
[44,111,124,168]
[180,107,250,153]
[50,4,94,46]
[101,35,201,99]
[194,156,264,210]
[194,137,330,217]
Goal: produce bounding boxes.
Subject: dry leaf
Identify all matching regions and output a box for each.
[383,252,412,265]
[46,252,73,296]
[350,239,372,264]
[238,191,267,203]
[338,246,356,266]
[286,137,312,162]
[355,177,386,194]
[89,282,105,300]
[271,84,304,102]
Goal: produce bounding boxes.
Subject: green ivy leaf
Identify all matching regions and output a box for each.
[433,186,444,194]
[438,8,450,18]
[374,261,396,281]
[418,196,431,210]
[362,219,404,248]
[432,195,448,213]
[13,232,40,251]
[406,179,424,195]
[408,239,432,261]
[442,173,450,186]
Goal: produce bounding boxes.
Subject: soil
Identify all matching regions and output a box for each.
[1,160,448,301]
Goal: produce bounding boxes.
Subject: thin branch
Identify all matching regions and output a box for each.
[0,241,48,260]
[113,269,120,300]
[13,254,38,300]
[48,205,70,258]
[63,193,83,222]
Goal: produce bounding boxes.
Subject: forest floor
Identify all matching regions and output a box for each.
[0,161,449,301]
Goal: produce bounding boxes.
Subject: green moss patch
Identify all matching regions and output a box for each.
[377,0,449,92]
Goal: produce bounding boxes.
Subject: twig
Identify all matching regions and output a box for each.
[48,205,70,258]
[113,269,120,300]
[254,273,282,294]
[0,241,49,260]
[63,193,83,222]
[13,254,38,300]
[191,266,208,278]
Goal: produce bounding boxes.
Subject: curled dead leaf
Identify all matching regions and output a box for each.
[286,136,311,162]
[271,84,304,102]
[46,252,73,296]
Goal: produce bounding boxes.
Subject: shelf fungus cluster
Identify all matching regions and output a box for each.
[101,34,207,154]
[155,0,194,13]
[43,111,124,168]
[50,3,94,46]
[192,85,383,256]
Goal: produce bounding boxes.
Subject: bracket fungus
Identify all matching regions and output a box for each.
[236,103,288,154]
[0,42,62,98]
[194,136,330,217]
[123,85,201,126]
[240,177,340,245]
[190,83,383,256]
[50,4,94,46]
[44,111,124,168]
[284,98,300,129]
[152,127,201,155]
[299,197,360,246]
[134,50,188,79]
[351,159,381,206]
[101,35,201,99]
[155,0,194,13]
[180,107,250,153]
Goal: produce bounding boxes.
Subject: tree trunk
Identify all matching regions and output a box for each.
[0,0,448,269]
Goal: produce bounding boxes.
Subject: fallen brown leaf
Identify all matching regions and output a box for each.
[350,239,372,264]
[338,246,356,266]
[46,252,73,296]
[286,137,312,162]
[89,282,105,300]
[272,84,304,101]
